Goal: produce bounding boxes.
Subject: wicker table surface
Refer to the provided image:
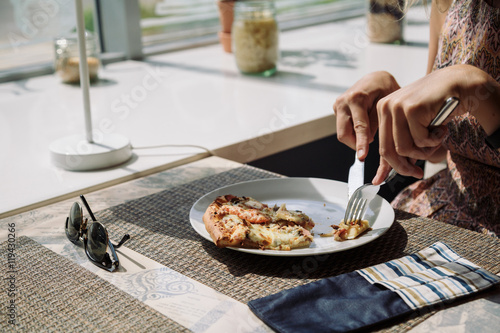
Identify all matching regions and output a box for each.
[95,164,500,332]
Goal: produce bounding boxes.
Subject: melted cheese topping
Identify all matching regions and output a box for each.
[320,220,371,241]
[244,198,267,210]
[333,220,370,241]
[345,220,370,240]
[221,215,247,242]
[276,204,301,222]
[247,223,312,250]
[217,196,315,250]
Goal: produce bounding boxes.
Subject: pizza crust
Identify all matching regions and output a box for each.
[203,203,259,248]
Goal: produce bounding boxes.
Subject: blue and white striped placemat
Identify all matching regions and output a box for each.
[357,242,500,310]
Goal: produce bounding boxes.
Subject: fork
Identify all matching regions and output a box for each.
[343,169,397,223]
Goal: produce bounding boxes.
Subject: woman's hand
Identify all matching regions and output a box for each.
[333,71,400,161]
[372,64,500,184]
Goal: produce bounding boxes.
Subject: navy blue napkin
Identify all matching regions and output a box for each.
[248,271,411,332]
[248,242,500,333]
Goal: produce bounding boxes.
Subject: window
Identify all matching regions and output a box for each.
[0,0,96,82]
[139,0,366,53]
[0,0,366,82]
[140,0,220,47]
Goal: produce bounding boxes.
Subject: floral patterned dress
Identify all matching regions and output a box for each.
[391,0,500,237]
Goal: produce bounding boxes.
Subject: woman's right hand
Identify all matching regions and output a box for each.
[333,71,400,161]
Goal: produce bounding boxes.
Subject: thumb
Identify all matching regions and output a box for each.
[372,158,392,185]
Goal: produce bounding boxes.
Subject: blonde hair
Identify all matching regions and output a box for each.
[402,0,451,12]
[401,0,428,12]
[400,0,451,17]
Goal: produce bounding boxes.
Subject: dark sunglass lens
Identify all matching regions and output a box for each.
[86,222,108,262]
[66,202,83,241]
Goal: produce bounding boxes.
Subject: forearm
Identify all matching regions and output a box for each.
[427,0,450,74]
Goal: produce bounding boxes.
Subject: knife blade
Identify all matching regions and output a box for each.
[346,97,459,199]
[348,151,364,199]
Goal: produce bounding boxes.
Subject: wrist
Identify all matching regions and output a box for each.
[428,146,448,163]
[456,64,500,135]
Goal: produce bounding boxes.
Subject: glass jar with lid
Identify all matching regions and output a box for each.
[232,1,279,76]
[54,31,100,84]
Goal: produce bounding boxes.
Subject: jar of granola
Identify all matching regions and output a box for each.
[54,31,100,84]
[232,1,279,76]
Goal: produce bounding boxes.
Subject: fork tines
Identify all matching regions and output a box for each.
[344,198,367,223]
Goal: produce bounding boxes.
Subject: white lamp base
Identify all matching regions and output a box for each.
[49,133,132,171]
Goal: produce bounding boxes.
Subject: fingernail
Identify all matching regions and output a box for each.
[357,148,364,159]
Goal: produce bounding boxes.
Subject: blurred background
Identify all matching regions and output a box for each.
[0,0,364,76]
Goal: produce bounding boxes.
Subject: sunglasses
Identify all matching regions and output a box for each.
[65,195,130,272]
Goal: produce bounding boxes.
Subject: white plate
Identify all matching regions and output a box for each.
[189,177,394,256]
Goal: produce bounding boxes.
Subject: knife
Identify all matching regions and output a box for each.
[347,96,460,199]
[348,151,364,199]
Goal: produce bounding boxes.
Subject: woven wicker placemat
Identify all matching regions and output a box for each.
[0,236,188,332]
[94,165,499,332]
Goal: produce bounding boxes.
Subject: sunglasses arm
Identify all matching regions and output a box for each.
[112,234,130,249]
[80,195,97,221]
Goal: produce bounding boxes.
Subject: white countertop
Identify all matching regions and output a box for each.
[0,9,429,218]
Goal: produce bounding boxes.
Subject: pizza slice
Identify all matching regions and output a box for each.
[320,219,371,241]
[202,195,315,250]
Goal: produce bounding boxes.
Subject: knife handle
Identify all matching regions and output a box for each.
[429,97,460,128]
